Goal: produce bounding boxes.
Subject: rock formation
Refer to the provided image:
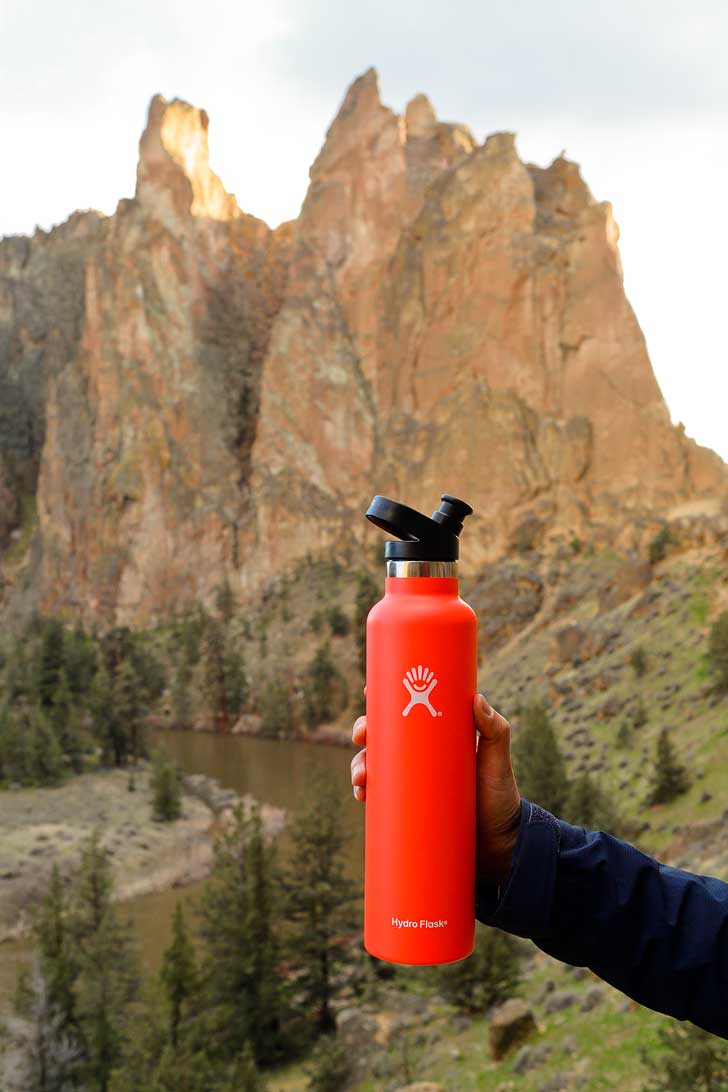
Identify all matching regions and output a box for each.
[0,72,725,625]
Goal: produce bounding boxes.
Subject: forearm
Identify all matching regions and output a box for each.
[476,798,728,1039]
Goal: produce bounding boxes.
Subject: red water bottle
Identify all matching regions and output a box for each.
[362,494,477,965]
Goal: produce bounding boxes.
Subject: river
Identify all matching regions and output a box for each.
[0,730,364,1011]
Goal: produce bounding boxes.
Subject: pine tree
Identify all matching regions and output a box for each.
[512,701,569,815]
[28,707,64,786]
[114,658,145,764]
[50,670,83,774]
[171,664,192,725]
[70,834,139,1092]
[91,658,128,767]
[160,904,197,1048]
[203,619,230,730]
[150,750,182,823]
[282,771,359,1035]
[564,772,619,833]
[354,570,379,680]
[302,644,347,729]
[199,803,284,1065]
[258,674,294,738]
[304,1034,351,1092]
[215,579,235,627]
[438,924,523,1014]
[33,866,77,1034]
[37,619,65,708]
[5,968,81,1092]
[223,648,249,719]
[648,727,690,805]
[222,1041,265,1092]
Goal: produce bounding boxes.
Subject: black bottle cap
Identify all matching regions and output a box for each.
[365,494,474,561]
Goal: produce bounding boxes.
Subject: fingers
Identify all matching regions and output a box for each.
[352,715,366,746]
[473,693,514,782]
[351,747,366,802]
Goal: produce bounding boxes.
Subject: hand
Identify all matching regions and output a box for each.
[351,692,522,888]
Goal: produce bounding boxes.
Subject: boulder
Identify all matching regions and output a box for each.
[489,998,536,1060]
[598,559,652,611]
[512,1042,552,1073]
[543,989,577,1014]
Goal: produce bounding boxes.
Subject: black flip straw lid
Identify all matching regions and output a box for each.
[365,493,473,561]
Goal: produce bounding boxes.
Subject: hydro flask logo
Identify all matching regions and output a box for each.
[402,666,442,718]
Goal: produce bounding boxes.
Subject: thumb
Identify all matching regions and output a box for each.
[474,693,515,783]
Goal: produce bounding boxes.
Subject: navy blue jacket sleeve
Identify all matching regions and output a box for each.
[475,797,728,1039]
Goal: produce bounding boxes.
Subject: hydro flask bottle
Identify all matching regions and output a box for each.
[363,493,477,965]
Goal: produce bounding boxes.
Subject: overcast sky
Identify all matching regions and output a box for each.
[1,0,726,460]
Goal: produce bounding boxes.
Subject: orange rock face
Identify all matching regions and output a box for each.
[1,74,725,624]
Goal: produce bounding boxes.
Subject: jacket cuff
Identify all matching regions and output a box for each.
[475,798,561,939]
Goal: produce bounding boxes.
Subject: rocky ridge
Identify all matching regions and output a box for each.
[0,71,725,625]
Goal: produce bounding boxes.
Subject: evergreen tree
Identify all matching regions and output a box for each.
[28,708,64,786]
[438,924,523,1014]
[203,619,229,730]
[151,750,182,823]
[648,727,690,805]
[0,704,33,784]
[113,659,145,764]
[282,772,359,1035]
[33,867,77,1035]
[70,835,139,1092]
[564,772,619,833]
[258,675,294,738]
[641,1018,728,1090]
[708,610,728,693]
[222,1041,265,1092]
[37,620,65,708]
[63,624,97,698]
[5,968,81,1092]
[512,701,569,815]
[302,644,347,729]
[90,658,128,767]
[354,570,379,680]
[223,648,249,719]
[50,670,84,774]
[160,904,197,1048]
[305,1034,351,1092]
[199,803,284,1065]
[171,664,192,725]
[215,579,235,627]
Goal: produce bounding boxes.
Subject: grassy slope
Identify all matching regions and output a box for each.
[264,543,728,1092]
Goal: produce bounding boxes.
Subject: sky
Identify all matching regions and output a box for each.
[1,0,726,460]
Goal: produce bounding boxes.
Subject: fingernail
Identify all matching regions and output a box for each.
[478,693,492,715]
[353,786,361,800]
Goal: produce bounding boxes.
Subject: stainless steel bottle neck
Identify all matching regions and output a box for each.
[385,560,458,578]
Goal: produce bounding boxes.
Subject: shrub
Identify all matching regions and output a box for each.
[648,526,676,565]
[327,606,350,637]
[151,749,182,822]
[708,610,728,693]
[630,647,648,678]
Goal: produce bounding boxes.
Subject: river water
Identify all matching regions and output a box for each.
[0,730,364,1011]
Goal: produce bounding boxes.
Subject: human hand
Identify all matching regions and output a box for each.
[351,693,521,887]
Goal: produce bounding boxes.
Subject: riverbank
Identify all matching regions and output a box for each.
[0,764,285,943]
[148,712,355,747]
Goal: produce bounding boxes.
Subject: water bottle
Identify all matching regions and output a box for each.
[363,493,477,965]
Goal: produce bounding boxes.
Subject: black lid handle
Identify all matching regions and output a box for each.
[365,493,473,562]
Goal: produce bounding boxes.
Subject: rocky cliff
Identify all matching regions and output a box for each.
[0,71,725,624]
